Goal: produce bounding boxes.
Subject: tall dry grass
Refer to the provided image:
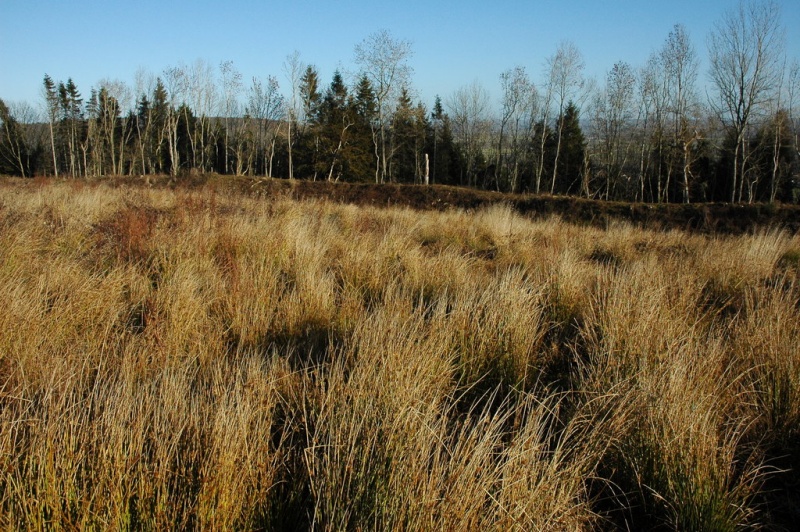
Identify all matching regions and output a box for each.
[0,179,798,530]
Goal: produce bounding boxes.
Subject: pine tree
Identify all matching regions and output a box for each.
[312,71,352,181]
[429,96,461,185]
[300,66,321,124]
[350,75,378,181]
[151,79,170,174]
[390,87,416,182]
[297,66,321,179]
[553,102,585,195]
[43,74,60,176]
[133,94,151,174]
[413,102,431,184]
[58,79,83,176]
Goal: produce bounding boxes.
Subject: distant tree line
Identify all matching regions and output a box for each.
[1,2,798,203]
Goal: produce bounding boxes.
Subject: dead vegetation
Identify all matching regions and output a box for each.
[1,178,799,529]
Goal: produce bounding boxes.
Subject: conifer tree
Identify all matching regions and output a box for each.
[133,94,151,174]
[311,71,352,180]
[553,102,586,195]
[391,87,416,182]
[429,96,460,185]
[58,79,83,176]
[298,66,321,179]
[349,75,378,181]
[150,79,170,174]
[42,74,60,176]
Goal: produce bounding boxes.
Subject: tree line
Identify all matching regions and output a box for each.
[1,2,798,203]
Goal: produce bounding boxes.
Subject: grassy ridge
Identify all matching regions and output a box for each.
[94,173,800,234]
[1,179,799,529]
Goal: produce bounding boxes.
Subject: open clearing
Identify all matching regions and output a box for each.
[1,177,799,529]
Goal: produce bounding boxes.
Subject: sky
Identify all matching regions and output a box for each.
[1,0,799,114]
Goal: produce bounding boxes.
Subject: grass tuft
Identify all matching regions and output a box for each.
[0,180,798,529]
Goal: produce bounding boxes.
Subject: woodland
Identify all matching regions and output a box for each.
[1,1,798,204]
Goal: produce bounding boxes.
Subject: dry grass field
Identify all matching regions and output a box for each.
[1,178,799,530]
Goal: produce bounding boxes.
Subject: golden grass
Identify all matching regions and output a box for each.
[1,179,799,529]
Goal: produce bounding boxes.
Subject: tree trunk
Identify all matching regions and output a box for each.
[550,114,564,194]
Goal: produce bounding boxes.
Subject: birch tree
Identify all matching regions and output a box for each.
[546,41,585,194]
[354,29,413,183]
[220,60,242,174]
[162,68,185,176]
[447,80,490,187]
[247,75,284,177]
[497,66,536,192]
[592,61,636,199]
[186,59,217,173]
[708,0,785,202]
[661,24,701,203]
[96,79,132,175]
[283,51,304,180]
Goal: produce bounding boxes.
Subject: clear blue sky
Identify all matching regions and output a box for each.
[1,0,798,112]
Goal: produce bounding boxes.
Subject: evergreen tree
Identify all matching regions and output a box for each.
[413,102,431,184]
[43,74,60,176]
[552,102,585,195]
[430,96,445,183]
[150,79,170,174]
[429,96,461,185]
[312,71,352,181]
[390,87,416,182]
[300,66,321,124]
[133,94,150,174]
[297,66,321,179]
[58,79,84,176]
[349,75,378,181]
[84,89,101,176]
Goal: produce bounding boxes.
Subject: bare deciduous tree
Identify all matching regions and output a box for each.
[163,67,186,176]
[708,0,785,202]
[546,41,585,194]
[661,24,701,203]
[788,60,800,186]
[497,66,536,192]
[447,80,491,187]
[96,79,132,175]
[247,75,285,177]
[283,51,304,180]
[592,61,636,200]
[185,59,217,173]
[220,60,243,174]
[354,29,413,183]
[0,99,29,176]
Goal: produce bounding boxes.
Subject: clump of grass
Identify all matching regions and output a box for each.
[579,252,769,529]
[0,179,798,530]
